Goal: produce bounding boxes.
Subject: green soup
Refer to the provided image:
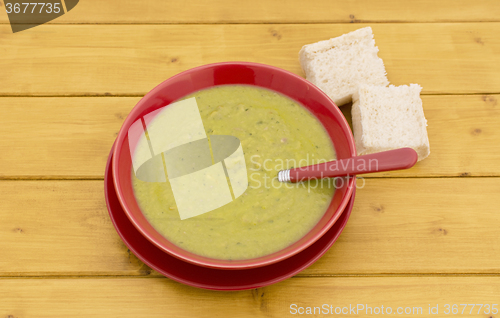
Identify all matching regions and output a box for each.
[132,85,336,260]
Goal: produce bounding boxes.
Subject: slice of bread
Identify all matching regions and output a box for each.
[299,27,389,106]
[352,84,430,161]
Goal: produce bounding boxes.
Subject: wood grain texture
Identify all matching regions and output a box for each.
[1,95,498,178]
[1,277,500,317]
[1,178,499,277]
[0,23,499,95]
[0,181,148,276]
[1,0,500,24]
[305,177,500,275]
[352,94,500,177]
[0,97,133,178]
[0,0,497,313]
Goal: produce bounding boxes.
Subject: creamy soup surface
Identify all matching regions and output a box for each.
[132,85,336,260]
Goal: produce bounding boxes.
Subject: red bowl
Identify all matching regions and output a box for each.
[106,142,356,290]
[112,62,356,270]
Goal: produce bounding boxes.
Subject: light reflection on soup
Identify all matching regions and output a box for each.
[132,85,336,260]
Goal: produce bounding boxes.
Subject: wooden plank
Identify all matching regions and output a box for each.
[1,277,500,317]
[347,94,500,178]
[303,177,500,275]
[0,180,148,276]
[1,178,499,276]
[1,0,500,24]
[0,23,499,95]
[1,95,498,179]
[0,97,135,178]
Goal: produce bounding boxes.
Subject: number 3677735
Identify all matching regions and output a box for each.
[5,2,62,14]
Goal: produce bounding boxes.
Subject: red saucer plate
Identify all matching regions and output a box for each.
[105,143,355,291]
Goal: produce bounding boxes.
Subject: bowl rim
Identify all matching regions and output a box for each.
[112,61,356,269]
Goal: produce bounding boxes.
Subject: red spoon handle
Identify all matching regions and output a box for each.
[282,148,418,183]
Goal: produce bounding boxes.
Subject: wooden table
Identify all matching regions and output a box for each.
[1,1,500,316]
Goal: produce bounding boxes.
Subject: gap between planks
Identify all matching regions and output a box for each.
[2,273,500,279]
[0,176,498,181]
[2,20,500,25]
[0,92,500,98]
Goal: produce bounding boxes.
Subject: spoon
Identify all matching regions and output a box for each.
[277,148,418,183]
